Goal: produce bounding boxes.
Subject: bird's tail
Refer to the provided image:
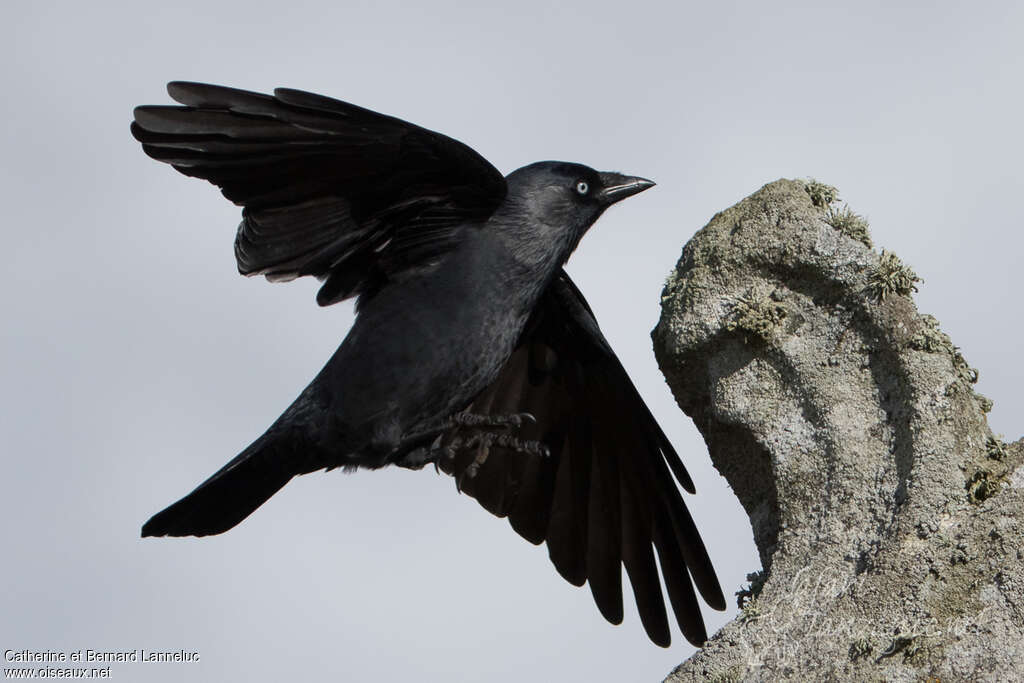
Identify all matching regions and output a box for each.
[141,430,297,538]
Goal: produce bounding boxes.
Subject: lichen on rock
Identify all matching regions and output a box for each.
[654,179,1023,682]
[825,204,873,248]
[866,250,921,301]
[803,178,839,207]
[724,287,788,343]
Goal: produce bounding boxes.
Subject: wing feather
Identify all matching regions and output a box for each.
[441,270,724,647]
[131,82,506,307]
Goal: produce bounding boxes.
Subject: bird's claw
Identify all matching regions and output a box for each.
[451,411,536,430]
[450,431,548,489]
[395,411,549,484]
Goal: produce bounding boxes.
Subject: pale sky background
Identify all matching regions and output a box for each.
[3,1,1022,681]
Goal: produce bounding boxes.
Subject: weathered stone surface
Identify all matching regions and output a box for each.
[653,179,1024,681]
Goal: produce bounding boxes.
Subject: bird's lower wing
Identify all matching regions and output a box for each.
[439,270,725,647]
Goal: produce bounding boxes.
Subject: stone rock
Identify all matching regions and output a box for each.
[653,179,1023,681]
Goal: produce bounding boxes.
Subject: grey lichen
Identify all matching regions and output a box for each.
[725,289,787,342]
[866,249,921,302]
[902,639,928,665]
[952,348,980,385]
[876,634,918,662]
[735,570,768,609]
[987,435,1007,461]
[737,603,762,624]
[909,314,954,354]
[966,469,999,504]
[804,178,839,207]
[825,204,873,248]
[849,637,874,661]
[910,315,987,412]
[708,668,743,683]
[950,542,971,565]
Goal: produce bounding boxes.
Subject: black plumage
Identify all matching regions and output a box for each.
[132,82,725,647]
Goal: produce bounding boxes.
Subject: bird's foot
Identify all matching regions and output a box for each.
[444,430,550,487]
[394,412,548,479]
[449,411,537,430]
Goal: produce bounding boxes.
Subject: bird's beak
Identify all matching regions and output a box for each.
[598,172,656,206]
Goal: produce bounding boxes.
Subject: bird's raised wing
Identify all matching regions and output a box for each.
[131,82,507,307]
[440,270,725,647]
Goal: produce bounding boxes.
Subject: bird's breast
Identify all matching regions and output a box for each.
[323,234,543,445]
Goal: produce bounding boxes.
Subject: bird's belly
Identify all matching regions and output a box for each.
[320,278,529,461]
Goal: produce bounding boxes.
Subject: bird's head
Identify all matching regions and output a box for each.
[501,161,654,264]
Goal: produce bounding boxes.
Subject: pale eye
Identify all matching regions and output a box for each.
[575,181,589,195]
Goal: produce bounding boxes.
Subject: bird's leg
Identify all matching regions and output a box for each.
[448,429,551,489]
[393,411,535,462]
[458,431,548,476]
[450,411,537,430]
[393,411,548,473]
[457,432,494,487]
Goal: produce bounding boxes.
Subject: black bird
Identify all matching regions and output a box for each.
[132,82,725,647]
